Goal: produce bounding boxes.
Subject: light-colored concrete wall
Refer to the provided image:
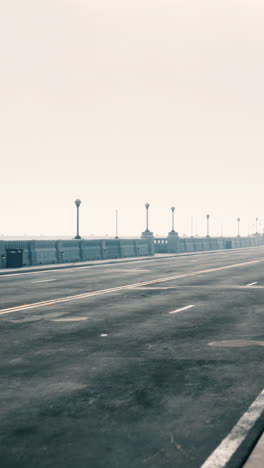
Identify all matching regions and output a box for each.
[135,238,153,256]
[80,240,102,261]
[120,241,136,258]
[58,240,80,263]
[0,238,154,268]
[105,240,121,259]
[1,236,262,268]
[34,240,57,265]
[158,235,263,254]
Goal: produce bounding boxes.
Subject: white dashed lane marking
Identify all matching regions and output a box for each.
[130,287,176,290]
[169,305,194,314]
[51,317,90,322]
[209,340,264,347]
[32,279,56,284]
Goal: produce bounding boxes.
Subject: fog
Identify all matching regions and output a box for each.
[1,1,263,237]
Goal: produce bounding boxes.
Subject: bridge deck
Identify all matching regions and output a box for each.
[0,247,264,467]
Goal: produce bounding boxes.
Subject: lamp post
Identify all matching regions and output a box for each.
[171,206,175,232]
[115,209,119,239]
[256,217,259,234]
[206,214,210,237]
[74,199,81,239]
[237,217,240,237]
[145,203,150,232]
[191,216,194,237]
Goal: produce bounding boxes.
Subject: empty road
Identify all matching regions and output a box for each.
[0,247,264,467]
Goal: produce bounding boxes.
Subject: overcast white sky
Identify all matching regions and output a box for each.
[1,0,264,237]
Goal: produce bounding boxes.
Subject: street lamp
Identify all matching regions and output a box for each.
[206,214,210,237]
[145,203,150,232]
[115,209,119,239]
[256,217,259,234]
[237,217,240,237]
[171,206,175,232]
[191,216,194,237]
[74,199,81,239]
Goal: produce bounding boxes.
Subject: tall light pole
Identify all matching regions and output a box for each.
[115,209,119,239]
[145,203,150,232]
[171,206,175,232]
[237,217,240,237]
[191,216,194,237]
[256,217,259,234]
[206,214,210,238]
[74,199,81,239]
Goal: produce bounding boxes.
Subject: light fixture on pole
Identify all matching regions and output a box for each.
[74,199,81,239]
[206,214,210,238]
[256,217,259,234]
[237,217,240,237]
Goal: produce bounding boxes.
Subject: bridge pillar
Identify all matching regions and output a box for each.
[167,230,180,253]
[141,230,154,255]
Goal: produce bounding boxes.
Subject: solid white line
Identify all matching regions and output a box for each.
[169,305,194,314]
[201,388,264,468]
[32,279,56,284]
[246,282,258,287]
[1,258,264,316]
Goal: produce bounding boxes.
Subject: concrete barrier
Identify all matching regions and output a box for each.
[105,240,121,259]
[155,235,263,255]
[57,240,80,263]
[120,240,137,258]
[80,240,102,261]
[33,240,57,265]
[0,238,154,268]
[1,235,263,268]
[135,238,154,256]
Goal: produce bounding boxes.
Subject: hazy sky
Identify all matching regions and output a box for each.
[1,0,264,237]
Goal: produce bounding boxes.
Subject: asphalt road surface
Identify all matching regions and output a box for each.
[0,247,264,468]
